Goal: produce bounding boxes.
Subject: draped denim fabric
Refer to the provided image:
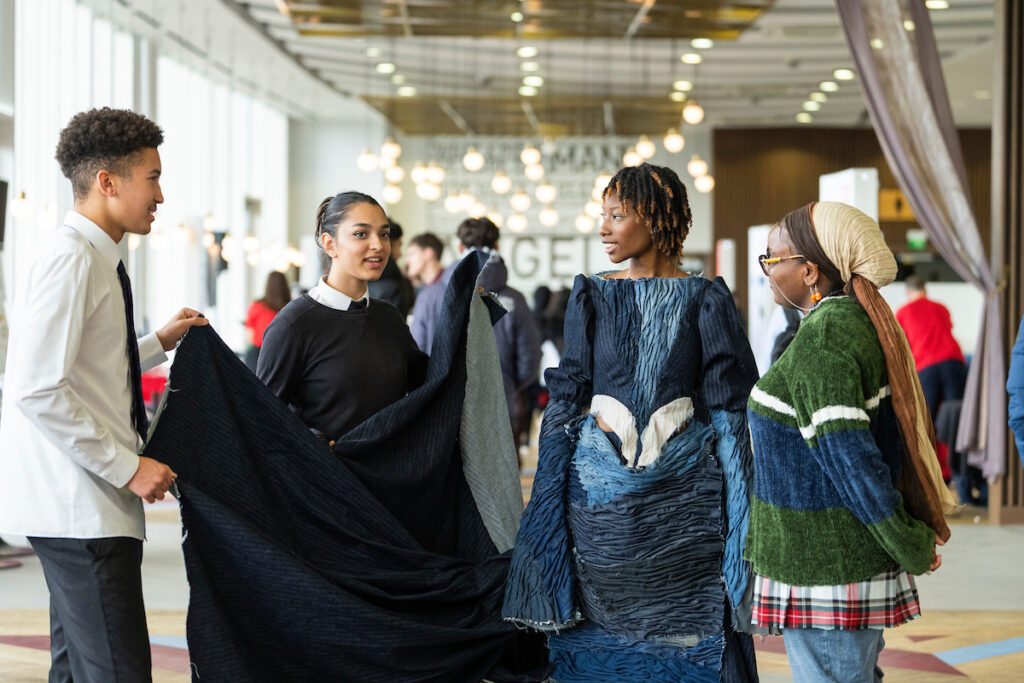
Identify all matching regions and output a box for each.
[503,275,761,681]
[146,253,549,683]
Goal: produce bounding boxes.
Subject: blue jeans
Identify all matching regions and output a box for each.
[783,628,885,683]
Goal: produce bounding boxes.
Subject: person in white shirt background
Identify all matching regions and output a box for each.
[0,107,207,682]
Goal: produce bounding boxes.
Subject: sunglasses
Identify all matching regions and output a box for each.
[758,253,805,276]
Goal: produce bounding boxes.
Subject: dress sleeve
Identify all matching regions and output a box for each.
[698,278,759,631]
[1006,316,1024,466]
[790,327,934,575]
[503,274,593,631]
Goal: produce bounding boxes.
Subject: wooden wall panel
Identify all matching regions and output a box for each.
[711,127,992,317]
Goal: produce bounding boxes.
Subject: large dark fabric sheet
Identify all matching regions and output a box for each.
[145,254,547,682]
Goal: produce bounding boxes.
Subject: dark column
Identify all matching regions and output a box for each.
[993,0,1024,523]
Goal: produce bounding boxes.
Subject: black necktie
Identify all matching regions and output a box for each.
[117,261,148,442]
[348,299,367,311]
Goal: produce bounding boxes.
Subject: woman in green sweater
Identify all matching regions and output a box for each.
[746,201,956,682]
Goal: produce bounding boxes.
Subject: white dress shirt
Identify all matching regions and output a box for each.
[308,277,368,311]
[0,211,166,540]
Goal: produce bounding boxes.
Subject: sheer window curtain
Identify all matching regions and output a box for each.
[835,0,1005,481]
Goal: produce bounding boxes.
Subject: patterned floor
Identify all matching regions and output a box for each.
[1,445,1022,681]
[1,607,1022,681]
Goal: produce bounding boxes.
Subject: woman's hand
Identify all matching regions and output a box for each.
[929,533,946,572]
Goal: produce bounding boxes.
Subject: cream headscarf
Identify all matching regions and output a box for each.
[809,201,957,539]
[812,201,898,288]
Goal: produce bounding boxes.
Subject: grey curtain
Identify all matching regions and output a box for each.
[835,0,1005,480]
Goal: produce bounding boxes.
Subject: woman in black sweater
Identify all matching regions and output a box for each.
[256,191,427,444]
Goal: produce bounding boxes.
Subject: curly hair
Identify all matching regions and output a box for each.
[55,107,164,200]
[602,163,692,260]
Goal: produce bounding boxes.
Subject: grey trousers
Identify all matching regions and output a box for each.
[28,537,152,683]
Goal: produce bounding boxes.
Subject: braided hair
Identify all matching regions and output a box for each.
[602,163,692,260]
[315,191,382,252]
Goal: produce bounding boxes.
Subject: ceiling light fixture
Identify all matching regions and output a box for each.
[396,86,417,97]
[575,214,595,233]
[520,61,539,72]
[518,85,538,97]
[673,80,694,91]
[510,11,524,22]
[462,146,485,172]
[682,100,705,125]
[491,170,512,194]
[687,155,708,178]
[539,206,559,228]
[622,146,643,167]
[415,182,441,202]
[535,181,557,204]
[681,53,702,65]
[802,101,822,112]
[695,175,715,193]
[516,46,538,58]
[385,166,405,184]
[636,135,657,159]
[376,62,396,74]
[523,76,544,87]
[357,149,378,172]
[520,144,541,166]
[691,38,714,49]
[663,128,685,154]
[510,189,531,213]
[524,163,545,181]
[670,91,687,102]
[819,81,840,92]
[425,162,445,185]
[382,184,403,204]
[796,112,813,123]
[809,92,828,103]
[507,213,527,233]
[380,137,402,159]
[833,68,856,80]
[925,0,949,8]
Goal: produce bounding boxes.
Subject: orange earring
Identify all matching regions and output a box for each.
[810,284,822,304]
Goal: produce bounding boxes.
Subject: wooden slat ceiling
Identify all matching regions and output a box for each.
[277,0,774,39]
[363,95,693,137]
[234,0,997,131]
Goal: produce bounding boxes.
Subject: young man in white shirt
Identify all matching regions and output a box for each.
[0,107,208,682]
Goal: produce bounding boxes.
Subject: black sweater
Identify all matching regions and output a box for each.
[256,294,428,441]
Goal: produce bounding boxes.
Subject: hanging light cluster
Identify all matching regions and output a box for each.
[520,143,544,181]
[409,159,444,202]
[687,154,715,194]
[355,135,403,205]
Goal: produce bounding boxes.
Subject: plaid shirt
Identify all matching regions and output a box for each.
[751,566,921,630]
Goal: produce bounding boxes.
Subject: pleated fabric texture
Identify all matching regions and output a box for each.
[502,274,761,682]
[144,252,549,683]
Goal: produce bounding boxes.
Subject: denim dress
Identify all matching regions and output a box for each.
[503,274,761,682]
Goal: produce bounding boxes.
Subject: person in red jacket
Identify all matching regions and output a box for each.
[244,271,291,371]
[896,275,967,480]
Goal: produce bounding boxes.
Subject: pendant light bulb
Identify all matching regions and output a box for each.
[663,128,685,154]
[462,146,485,172]
[635,135,657,160]
[520,144,541,166]
[357,149,378,172]
[694,174,715,193]
[491,170,512,195]
[535,181,557,204]
[682,101,705,125]
[687,155,708,178]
